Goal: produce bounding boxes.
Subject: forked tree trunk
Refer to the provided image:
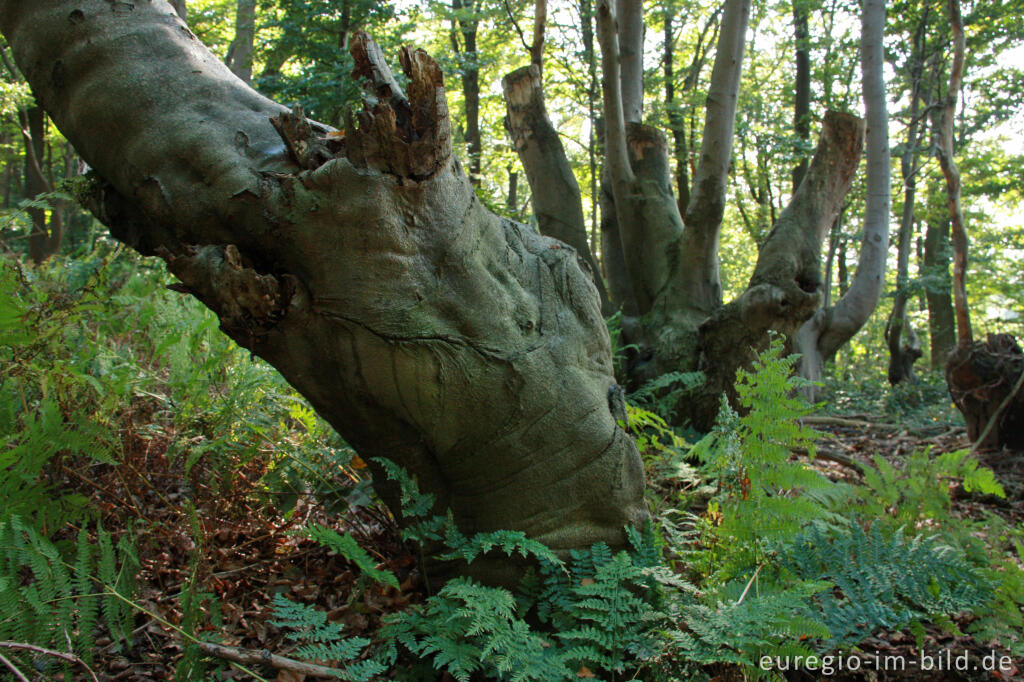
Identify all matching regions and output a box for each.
[795,0,890,397]
[596,0,863,429]
[0,1,647,582]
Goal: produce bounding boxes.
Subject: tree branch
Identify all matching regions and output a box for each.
[198,642,342,679]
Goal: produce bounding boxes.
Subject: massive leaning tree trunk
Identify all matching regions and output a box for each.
[0,0,647,581]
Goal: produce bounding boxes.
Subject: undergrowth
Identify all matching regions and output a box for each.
[3,243,1021,677]
[273,336,1022,679]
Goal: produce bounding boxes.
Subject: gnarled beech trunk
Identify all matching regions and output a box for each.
[596,0,863,430]
[0,1,646,582]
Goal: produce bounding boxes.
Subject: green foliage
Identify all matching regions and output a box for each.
[0,516,137,669]
[628,371,705,422]
[857,447,1005,525]
[0,253,126,532]
[692,335,843,578]
[175,502,222,680]
[299,524,399,590]
[784,522,993,646]
[270,595,385,681]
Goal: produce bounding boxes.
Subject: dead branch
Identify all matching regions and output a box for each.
[198,641,343,679]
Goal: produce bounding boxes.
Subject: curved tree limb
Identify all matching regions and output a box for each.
[678,0,751,316]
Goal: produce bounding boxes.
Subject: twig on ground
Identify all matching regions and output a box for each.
[198,641,342,679]
[0,641,99,682]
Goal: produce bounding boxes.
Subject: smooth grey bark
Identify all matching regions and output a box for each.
[170,0,186,22]
[665,6,720,216]
[796,0,890,395]
[598,0,645,316]
[678,0,751,319]
[225,0,256,84]
[616,0,644,125]
[0,0,646,581]
[502,65,612,314]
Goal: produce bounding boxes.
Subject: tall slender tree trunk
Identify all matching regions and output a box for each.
[452,0,481,186]
[937,0,1022,450]
[0,1,648,583]
[923,216,956,366]
[795,0,890,397]
[226,0,256,84]
[885,18,927,384]
[935,0,971,349]
[23,106,63,263]
[792,0,811,191]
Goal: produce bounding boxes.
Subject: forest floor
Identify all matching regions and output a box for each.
[50,411,1023,682]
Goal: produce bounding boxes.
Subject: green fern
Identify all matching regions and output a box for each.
[270,594,385,680]
[0,517,136,668]
[300,524,399,590]
[783,522,994,646]
[692,335,844,580]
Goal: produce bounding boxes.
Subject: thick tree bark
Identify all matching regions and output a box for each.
[796,0,890,396]
[0,1,646,582]
[225,0,256,84]
[502,65,612,314]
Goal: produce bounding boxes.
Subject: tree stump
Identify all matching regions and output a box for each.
[946,333,1024,450]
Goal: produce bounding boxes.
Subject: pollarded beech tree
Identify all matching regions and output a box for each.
[0,0,647,582]
[586,0,885,429]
